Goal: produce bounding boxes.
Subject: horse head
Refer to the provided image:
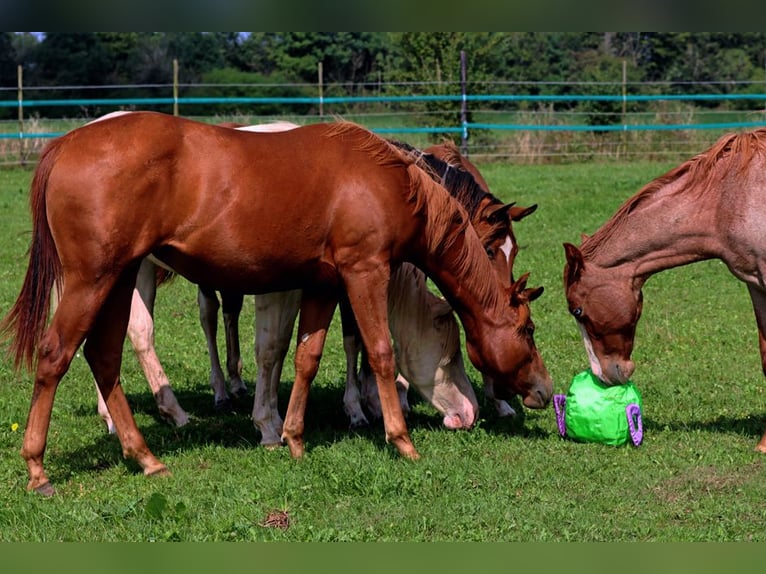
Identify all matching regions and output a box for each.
[476,202,538,285]
[467,271,552,410]
[563,242,642,384]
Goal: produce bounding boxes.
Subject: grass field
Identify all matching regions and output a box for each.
[1,156,765,542]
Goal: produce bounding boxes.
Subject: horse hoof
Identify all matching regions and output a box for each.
[348,417,370,430]
[214,399,233,412]
[32,481,56,497]
[145,466,172,478]
[285,439,305,459]
[233,387,249,399]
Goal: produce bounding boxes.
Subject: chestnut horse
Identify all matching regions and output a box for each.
[1,112,551,494]
[100,121,529,439]
[563,127,766,453]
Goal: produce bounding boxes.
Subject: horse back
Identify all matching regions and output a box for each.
[43,113,425,293]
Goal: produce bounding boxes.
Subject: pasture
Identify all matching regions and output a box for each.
[1,157,765,542]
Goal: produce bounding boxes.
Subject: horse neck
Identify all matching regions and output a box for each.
[583,174,721,285]
[419,231,503,339]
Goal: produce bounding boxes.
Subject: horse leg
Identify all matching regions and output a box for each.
[197,286,230,410]
[253,290,300,446]
[343,270,419,460]
[221,291,247,398]
[746,285,766,453]
[395,374,411,418]
[483,378,517,417]
[338,296,368,428]
[83,269,169,479]
[22,307,89,494]
[281,289,337,458]
[127,259,189,427]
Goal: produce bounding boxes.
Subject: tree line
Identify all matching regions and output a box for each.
[2,32,766,119]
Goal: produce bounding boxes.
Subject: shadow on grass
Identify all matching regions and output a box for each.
[59,377,560,478]
[62,380,766,479]
[642,413,766,438]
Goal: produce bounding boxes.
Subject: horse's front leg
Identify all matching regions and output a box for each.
[344,269,419,460]
[281,288,338,458]
[746,284,766,453]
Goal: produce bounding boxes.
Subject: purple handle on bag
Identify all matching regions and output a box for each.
[626,403,643,446]
[553,394,567,437]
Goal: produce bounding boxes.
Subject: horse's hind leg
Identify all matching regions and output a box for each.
[83,270,168,479]
[746,285,766,453]
[281,288,338,458]
[253,290,299,447]
[126,259,189,427]
[338,296,368,428]
[198,286,230,409]
[22,307,90,494]
[221,291,247,397]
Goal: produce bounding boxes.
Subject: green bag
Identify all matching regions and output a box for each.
[554,369,643,446]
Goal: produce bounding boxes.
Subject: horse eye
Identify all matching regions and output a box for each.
[571,306,583,319]
[525,322,535,336]
[485,247,495,258]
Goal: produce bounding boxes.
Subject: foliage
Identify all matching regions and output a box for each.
[4,32,766,114]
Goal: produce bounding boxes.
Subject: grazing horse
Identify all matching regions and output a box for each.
[212,133,539,440]
[563,127,766,453]
[110,122,536,442]
[98,120,507,438]
[1,112,552,494]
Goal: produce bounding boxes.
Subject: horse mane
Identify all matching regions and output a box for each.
[324,121,501,310]
[582,127,766,258]
[389,139,500,219]
[405,163,501,310]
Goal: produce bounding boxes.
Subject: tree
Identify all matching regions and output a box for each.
[0,32,16,88]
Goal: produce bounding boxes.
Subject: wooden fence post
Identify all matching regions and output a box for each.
[173,59,179,117]
[17,64,25,166]
[460,50,468,156]
[318,61,324,119]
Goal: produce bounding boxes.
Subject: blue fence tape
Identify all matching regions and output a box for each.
[2,93,766,139]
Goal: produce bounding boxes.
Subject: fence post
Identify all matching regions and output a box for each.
[173,59,179,117]
[17,64,25,166]
[460,50,468,156]
[318,61,324,119]
[621,59,627,159]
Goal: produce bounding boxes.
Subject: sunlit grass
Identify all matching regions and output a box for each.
[1,160,764,541]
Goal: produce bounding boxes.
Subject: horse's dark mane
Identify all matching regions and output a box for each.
[582,128,766,258]
[389,139,501,219]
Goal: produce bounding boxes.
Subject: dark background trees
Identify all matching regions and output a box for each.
[2,32,766,120]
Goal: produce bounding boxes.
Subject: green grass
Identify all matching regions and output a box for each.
[1,160,765,542]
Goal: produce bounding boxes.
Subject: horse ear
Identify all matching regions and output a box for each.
[509,203,538,222]
[509,273,545,305]
[525,285,545,303]
[563,242,585,284]
[486,202,515,223]
[428,295,454,318]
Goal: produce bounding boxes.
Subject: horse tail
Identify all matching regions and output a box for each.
[155,267,176,287]
[0,138,65,372]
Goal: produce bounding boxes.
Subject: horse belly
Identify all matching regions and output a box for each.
[152,245,339,294]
